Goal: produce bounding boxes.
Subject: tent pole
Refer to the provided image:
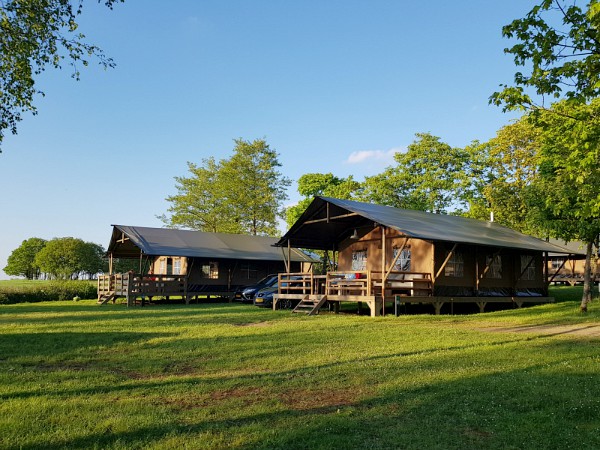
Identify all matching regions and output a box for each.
[287,240,291,273]
[109,253,113,275]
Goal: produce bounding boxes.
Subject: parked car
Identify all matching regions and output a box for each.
[233,274,279,303]
[254,276,302,309]
[253,285,278,308]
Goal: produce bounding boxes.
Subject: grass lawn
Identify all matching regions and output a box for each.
[1,292,599,449]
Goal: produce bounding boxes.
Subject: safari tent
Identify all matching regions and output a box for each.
[98,225,315,305]
[272,197,582,316]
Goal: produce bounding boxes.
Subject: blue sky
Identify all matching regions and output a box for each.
[0,0,528,278]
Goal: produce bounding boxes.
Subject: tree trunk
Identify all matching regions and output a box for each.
[580,240,593,312]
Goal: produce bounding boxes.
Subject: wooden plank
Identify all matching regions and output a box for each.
[303,212,359,225]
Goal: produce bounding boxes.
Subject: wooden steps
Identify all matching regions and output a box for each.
[97,292,116,305]
[292,295,327,315]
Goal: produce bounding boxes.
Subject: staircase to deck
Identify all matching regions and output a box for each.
[292,295,328,315]
[97,292,116,305]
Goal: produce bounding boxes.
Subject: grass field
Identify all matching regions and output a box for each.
[1,291,599,449]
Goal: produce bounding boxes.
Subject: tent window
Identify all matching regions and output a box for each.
[159,258,166,275]
[173,258,181,275]
[485,254,502,279]
[351,250,367,271]
[240,263,258,279]
[393,247,411,271]
[521,255,536,280]
[201,262,219,279]
[551,258,564,270]
[444,251,464,277]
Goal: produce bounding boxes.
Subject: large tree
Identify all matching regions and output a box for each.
[0,0,122,152]
[163,138,290,236]
[490,0,600,309]
[491,0,600,111]
[362,133,470,214]
[3,237,47,279]
[529,100,600,311]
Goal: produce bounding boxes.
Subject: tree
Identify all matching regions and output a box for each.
[3,237,47,279]
[160,157,238,233]
[362,133,470,214]
[491,0,600,111]
[528,99,600,311]
[0,0,122,152]
[285,173,362,228]
[78,241,105,278]
[163,138,290,236]
[464,118,543,235]
[34,237,104,279]
[219,139,291,236]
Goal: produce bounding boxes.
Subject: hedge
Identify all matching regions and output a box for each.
[0,281,97,304]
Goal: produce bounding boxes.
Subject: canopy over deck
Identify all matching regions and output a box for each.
[275,196,583,255]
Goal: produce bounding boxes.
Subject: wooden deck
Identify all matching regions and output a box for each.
[273,270,433,317]
[97,273,219,306]
[273,271,554,317]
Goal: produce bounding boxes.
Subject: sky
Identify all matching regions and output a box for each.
[0,0,530,279]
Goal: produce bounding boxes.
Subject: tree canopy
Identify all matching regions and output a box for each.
[464,118,542,235]
[285,173,361,228]
[3,237,47,279]
[163,138,290,236]
[362,133,469,214]
[0,0,122,152]
[491,0,600,111]
[34,237,104,279]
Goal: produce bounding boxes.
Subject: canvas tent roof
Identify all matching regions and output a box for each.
[108,225,315,262]
[275,197,583,255]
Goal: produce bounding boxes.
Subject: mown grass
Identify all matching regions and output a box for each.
[0,292,599,449]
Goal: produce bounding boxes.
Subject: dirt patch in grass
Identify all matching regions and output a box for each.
[158,386,268,411]
[232,321,271,328]
[279,387,365,411]
[478,324,600,338]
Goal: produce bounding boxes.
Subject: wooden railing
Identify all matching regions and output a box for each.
[278,272,314,295]
[132,274,186,296]
[98,273,187,298]
[371,271,433,296]
[98,272,132,296]
[274,270,433,299]
[326,271,371,297]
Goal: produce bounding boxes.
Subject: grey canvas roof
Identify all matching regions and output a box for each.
[108,225,315,262]
[275,196,583,255]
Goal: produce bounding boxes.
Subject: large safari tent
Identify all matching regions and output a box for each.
[272,197,583,316]
[98,225,314,305]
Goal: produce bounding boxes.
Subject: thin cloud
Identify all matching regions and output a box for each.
[345,147,402,165]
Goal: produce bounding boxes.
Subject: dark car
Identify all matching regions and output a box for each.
[254,276,302,309]
[253,285,278,308]
[233,274,279,303]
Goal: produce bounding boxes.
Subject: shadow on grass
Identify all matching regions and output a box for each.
[0,331,171,360]
[16,338,600,450]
